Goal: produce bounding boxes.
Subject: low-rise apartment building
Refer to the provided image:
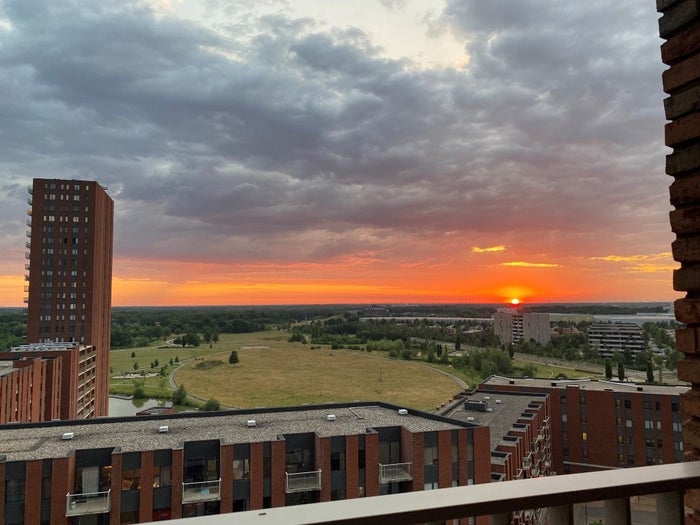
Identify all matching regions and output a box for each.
[0,401,491,525]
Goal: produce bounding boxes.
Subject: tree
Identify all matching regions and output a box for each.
[201,398,221,411]
[133,361,139,371]
[617,361,625,382]
[172,384,187,405]
[229,350,239,365]
[646,360,654,383]
[131,351,136,358]
[605,359,613,380]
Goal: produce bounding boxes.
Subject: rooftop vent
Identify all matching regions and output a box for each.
[495,399,502,404]
[61,432,74,440]
[326,414,337,421]
[484,396,491,400]
[509,379,515,384]
[158,425,169,433]
[398,408,408,415]
[466,416,475,421]
[247,420,257,428]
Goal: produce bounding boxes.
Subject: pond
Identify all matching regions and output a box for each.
[108,396,172,417]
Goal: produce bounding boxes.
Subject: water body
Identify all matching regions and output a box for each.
[108,396,171,417]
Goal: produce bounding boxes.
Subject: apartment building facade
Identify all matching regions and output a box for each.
[0,402,492,525]
[0,343,98,422]
[480,377,685,476]
[24,179,113,418]
[493,310,551,346]
[587,322,647,358]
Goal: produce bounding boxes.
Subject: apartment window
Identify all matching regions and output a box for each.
[233,459,249,480]
[582,432,588,441]
[624,400,631,409]
[5,479,24,503]
[425,443,438,465]
[330,451,345,471]
[153,466,171,487]
[122,468,141,491]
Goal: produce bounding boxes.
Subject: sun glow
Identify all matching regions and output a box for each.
[510,298,520,305]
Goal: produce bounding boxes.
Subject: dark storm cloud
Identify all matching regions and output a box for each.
[0,0,669,267]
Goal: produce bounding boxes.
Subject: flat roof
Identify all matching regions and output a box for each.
[482,376,689,396]
[0,402,468,462]
[446,391,544,451]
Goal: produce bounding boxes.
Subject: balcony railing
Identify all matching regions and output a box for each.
[286,470,322,493]
[65,489,111,517]
[379,462,413,484]
[182,479,221,503]
[166,462,700,525]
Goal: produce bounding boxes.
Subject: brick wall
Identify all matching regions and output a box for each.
[658,0,700,522]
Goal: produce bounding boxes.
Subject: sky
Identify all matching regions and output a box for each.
[0,0,677,307]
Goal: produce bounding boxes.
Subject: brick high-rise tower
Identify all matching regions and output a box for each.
[25,179,114,417]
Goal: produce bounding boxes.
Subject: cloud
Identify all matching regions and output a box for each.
[0,0,674,303]
[502,262,561,268]
[473,245,506,253]
[589,252,675,273]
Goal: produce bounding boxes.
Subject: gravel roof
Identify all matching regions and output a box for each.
[446,391,544,451]
[482,376,689,396]
[0,403,466,462]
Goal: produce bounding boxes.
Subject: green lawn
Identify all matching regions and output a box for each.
[512,359,596,380]
[110,331,460,411]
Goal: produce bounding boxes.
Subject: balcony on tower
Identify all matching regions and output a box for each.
[284,469,321,493]
[379,462,413,484]
[182,479,221,503]
[65,489,111,517]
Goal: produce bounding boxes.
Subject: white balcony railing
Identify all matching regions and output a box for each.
[165,462,700,525]
[65,489,111,517]
[182,479,221,503]
[379,462,413,484]
[286,470,322,493]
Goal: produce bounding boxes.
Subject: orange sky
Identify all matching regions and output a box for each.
[0,248,677,307]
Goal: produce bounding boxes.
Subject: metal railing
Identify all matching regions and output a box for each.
[182,479,221,503]
[379,462,413,483]
[160,462,700,525]
[65,489,111,517]
[286,470,322,493]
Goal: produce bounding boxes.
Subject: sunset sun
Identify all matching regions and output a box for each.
[510,298,520,305]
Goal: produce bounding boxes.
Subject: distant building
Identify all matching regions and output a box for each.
[587,322,646,358]
[0,356,61,424]
[480,376,686,475]
[493,310,551,346]
[0,343,98,422]
[0,402,492,525]
[22,179,114,418]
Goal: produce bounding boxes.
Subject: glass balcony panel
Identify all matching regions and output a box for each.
[182,479,221,503]
[379,462,413,483]
[286,470,322,493]
[65,489,111,517]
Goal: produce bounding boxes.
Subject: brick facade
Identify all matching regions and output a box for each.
[658,0,700,521]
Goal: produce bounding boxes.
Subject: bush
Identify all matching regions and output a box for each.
[194,360,224,370]
[229,351,239,364]
[133,386,146,399]
[201,398,221,411]
[172,384,187,405]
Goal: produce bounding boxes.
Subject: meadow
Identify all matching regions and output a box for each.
[109,330,597,411]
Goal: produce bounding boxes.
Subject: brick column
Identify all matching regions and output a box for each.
[220,444,233,514]
[658,1,700,522]
[140,451,154,524]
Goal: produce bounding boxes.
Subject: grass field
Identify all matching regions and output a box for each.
[109,331,595,410]
[174,332,463,411]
